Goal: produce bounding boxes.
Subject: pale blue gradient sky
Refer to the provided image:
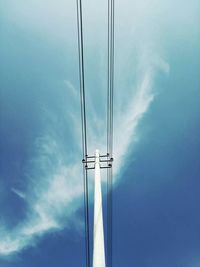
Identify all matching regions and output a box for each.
[0,0,200,266]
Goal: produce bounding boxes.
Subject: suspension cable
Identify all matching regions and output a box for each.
[77,0,114,266]
[77,0,87,158]
[107,0,114,158]
[76,1,90,266]
[107,0,115,267]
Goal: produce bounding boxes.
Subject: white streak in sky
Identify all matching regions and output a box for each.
[11,188,26,200]
[113,55,170,177]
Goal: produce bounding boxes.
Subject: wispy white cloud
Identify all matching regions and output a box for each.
[113,53,170,177]
[0,160,83,255]
[0,51,169,259]
[11,188,26,200]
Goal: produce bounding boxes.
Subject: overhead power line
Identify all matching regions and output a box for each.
[76,0,87,159]
[76,1,90,267]
[107,0,115,267]
[76,0,115,266]
[107,0,114,158]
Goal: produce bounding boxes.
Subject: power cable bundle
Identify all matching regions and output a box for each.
[76,1,114,266]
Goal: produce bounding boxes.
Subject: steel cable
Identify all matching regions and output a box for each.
[107,0,114,267]
[76,1,90,266]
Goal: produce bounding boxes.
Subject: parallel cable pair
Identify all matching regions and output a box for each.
[107,0,114,158]
[76,0,114,266]
[107,0,114,267]
[76,1,90,267]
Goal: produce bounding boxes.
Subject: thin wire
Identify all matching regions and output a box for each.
[77,0,88,158]
[107,0,114,157]
[76,0,90,266]
[107,0,114,266]
[107,168,113,267]
[77,3,86,158]
[107,3,111,263]
[110,0,114,157]
[107,0,110,156]
[83,168,90,267]
[107,0,111,263]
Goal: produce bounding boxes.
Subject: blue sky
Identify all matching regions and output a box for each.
[0,0,200,266]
